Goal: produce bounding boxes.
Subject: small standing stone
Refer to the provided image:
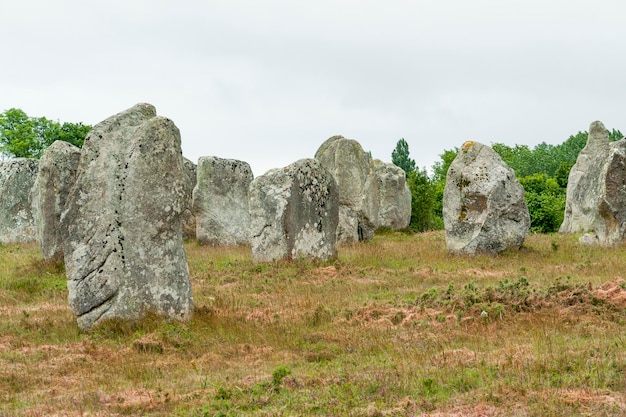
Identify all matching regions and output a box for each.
[249,158,339,263]
[560,121,626,245]
[374,159,411,230]
[443,141,530,255]
[192,156,253,245]
[0,158,39,244]
[315,135,379,243]
[31,140,81,260]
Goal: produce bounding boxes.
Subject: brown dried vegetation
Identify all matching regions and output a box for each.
[1,232,626,416]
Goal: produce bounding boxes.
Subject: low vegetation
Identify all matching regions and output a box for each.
[2,232,626,416]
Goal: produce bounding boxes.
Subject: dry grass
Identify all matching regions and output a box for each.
[1,232,626,416]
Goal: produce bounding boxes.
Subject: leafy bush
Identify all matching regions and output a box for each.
[519,174,566,233]
[0,108,90,158]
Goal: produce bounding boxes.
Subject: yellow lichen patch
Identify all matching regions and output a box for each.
[458,206,467,221]
[462,140,474,153]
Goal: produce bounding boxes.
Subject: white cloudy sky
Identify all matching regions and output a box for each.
[1,0,624,176]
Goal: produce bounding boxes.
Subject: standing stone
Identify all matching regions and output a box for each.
[315,135,379,243]
[192,157,253,245]
[560,121,626,245]
[181,157,197,240]
[373,159,411,230]
[443,141,530,255]
[249,158,339,263]
[61,103,192,330]
[31,141,81,260]
[0,158,38,244]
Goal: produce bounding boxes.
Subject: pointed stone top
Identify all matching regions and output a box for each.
[587,121,609,147]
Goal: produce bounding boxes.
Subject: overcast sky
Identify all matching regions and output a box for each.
[2,0,624,176]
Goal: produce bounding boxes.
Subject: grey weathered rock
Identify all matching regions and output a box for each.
[559,121,626,245]
[181,157,197,240]
[373,159,411,230]
[443,141,530,255]
[61,103,193,330]
[249,158,339,263]
[315,135,379,243]
[0,158,38,244]
[192,156,253,245]
[31,141,81,260]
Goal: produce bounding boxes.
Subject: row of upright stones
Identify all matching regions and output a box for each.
[0,103,412,329]
[191,134,412,260]
[2,102,621,328]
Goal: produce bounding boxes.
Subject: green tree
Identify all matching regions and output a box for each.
[557,131,588,165]
[493,127,623,181]
[554,161,573,188]
[431,148,457,185]
[490,126,623,233]
[0,108,90,158]
[518,173,565,233]
[407,168,439,231]
[491,143,538,177]
[55,120,92,148]
[391,138,416,174]
[609,128,623,142]
[431,148,458,225]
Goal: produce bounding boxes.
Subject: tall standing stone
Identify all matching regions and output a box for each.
[31,141,81,260]
[443,141,530,255]
[315,135,379,243]
[61,103,192,330]
[0,158,38,244]
[373,159,411,230]
[560,121,626,245]
[192,157,253,245]
[249,158,339,263]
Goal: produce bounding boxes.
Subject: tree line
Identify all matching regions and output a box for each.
[0,108,90,159]
[393,128,623,233]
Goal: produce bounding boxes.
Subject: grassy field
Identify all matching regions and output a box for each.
[1,231,626,416]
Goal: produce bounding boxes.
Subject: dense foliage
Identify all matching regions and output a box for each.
[493,129,622,232]
[406,168,440,231]
[393,127,623,233]
[0,108,91,158]
[492,128,623,179]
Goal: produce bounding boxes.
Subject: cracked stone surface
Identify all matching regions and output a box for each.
[249,158,339,263]
[61,103,193,330]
